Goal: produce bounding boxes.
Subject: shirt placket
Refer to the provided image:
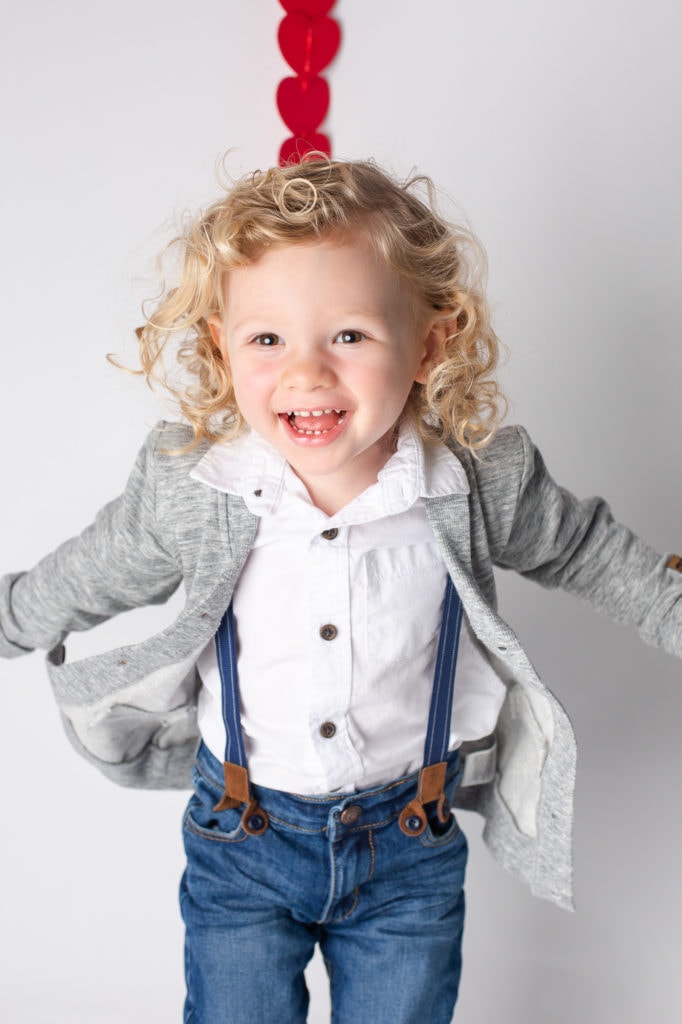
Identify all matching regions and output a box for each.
[307,526,362,790]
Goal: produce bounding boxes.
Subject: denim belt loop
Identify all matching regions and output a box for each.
[213,575,464,840]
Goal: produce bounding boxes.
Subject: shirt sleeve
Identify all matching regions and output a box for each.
[0,425,183,656]
[479,425,682,659]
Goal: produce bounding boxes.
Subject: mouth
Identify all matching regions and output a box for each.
[280,408,347,436]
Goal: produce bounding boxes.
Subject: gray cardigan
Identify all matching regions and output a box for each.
[1,421,680,910]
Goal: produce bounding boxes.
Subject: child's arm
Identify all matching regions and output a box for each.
[477,425,682,658]
[0,425,183,658]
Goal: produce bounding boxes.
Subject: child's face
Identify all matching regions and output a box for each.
[208,236,443,515]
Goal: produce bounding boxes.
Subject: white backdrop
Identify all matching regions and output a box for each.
[1,2,681,1021]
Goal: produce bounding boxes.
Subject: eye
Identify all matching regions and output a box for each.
[334,329,365,344]
[252,333,282,347]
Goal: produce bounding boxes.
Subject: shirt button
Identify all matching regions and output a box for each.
[340,804,362,825]
[319,623,338,641]
[321,528,338,540]
[320,722,336,739]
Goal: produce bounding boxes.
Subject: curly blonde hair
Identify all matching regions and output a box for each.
[136,158,505,452]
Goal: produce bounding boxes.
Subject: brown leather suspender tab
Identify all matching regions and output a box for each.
[398,761,449,837]
[213,761,250,811]
[213,761,269,835]
[418,762,448,810]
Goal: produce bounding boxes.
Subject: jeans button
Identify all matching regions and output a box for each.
[340,804,362,825]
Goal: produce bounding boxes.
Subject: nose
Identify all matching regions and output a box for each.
[281,347,337,391]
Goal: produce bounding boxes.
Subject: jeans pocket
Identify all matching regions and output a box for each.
[183,761,247,843]
[419,810,461,848]
[183,798,247,843]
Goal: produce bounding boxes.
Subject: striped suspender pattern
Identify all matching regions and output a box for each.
[212,575,464,838]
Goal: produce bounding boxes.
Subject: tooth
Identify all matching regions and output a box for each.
[312,410,323,417]
[297,410,311,417]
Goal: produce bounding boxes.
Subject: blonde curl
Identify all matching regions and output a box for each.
[132,158,506,452]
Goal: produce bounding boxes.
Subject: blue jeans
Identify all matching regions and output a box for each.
[180,742,468,1023]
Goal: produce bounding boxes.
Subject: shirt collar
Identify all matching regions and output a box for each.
[190,420,469,524]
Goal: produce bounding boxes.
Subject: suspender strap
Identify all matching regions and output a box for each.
[215,602,247,771]
[212,576,464,840]
[212,603,269,835]
[399,576,464,836]
[424,575,464,766]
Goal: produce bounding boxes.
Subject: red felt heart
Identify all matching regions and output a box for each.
[278,13,341,76]
[279,133,331,166]
[279,0,335,14]
[277,76,329,135]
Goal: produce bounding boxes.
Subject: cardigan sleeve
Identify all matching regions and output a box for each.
[0,426,183,657]
[477,425,682,659]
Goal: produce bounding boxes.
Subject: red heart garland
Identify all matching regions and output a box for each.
[277,76,330,135]
[276,2,339,165]
[279,0,335,14]
[279,133,331,166]
[278,13,341,76]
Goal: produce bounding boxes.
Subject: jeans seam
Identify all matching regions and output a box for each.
[339,886,360,921]
[266,813,327,834]
[368,829,376,880]
[266,812,397,834]
[318,830,338,924]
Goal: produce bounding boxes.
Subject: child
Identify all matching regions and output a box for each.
[1,158,680,1023]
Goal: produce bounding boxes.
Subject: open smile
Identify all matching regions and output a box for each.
[280,408,347,436]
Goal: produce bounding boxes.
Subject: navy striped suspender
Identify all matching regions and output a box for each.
[212,574,464,838]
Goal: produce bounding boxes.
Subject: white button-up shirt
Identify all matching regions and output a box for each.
[192,423,506,794]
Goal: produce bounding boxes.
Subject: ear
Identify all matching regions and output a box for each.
[414,319,448,384]
[207,314,226,359]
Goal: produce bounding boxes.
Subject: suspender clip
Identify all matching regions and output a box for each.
[398,762,450,837]
[213,761,269,835]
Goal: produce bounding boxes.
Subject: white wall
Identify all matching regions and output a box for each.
[1,2,681,1021]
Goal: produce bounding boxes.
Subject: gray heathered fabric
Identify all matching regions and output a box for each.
[1,420,680,909]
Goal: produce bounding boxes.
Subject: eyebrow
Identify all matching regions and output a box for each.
[229,317,276,335]
[341,310,387,321]
[230,309,390,333]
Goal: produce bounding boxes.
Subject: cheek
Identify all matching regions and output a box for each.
[383,360,423,403]
[355,357,408,396]
[230,361,274,412]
